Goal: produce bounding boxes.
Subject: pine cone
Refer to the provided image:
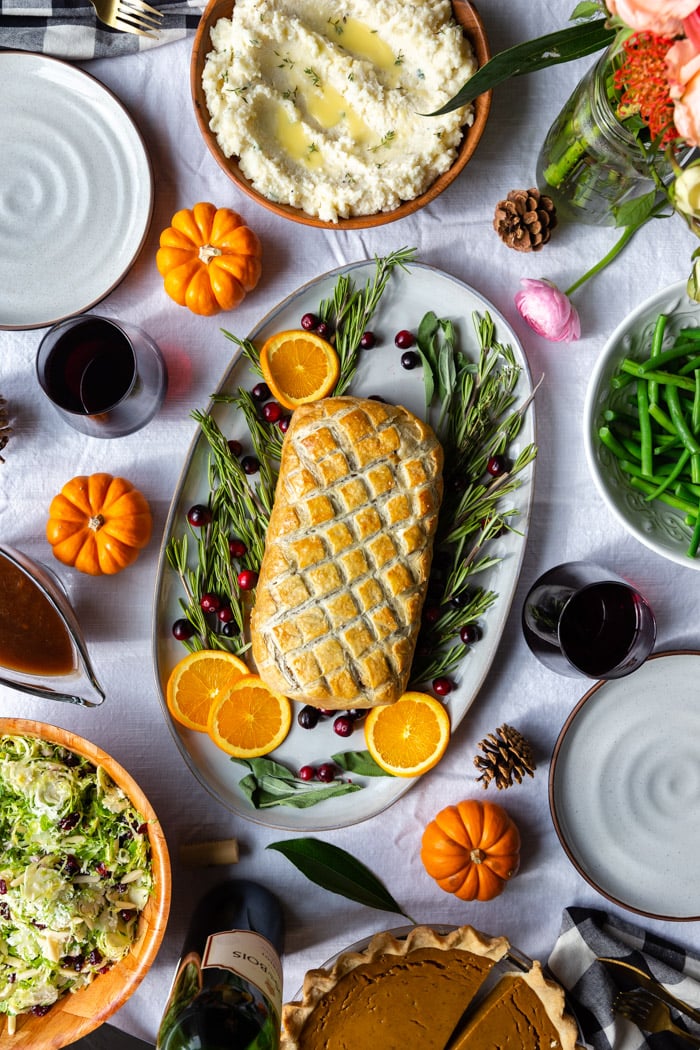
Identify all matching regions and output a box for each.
[473,723,536,790]
[0,397,11,463]
[493,188,557,253]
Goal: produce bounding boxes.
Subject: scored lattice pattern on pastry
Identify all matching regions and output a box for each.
[250,396,444,708]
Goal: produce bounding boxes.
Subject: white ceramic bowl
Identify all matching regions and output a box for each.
[584,281,700,570]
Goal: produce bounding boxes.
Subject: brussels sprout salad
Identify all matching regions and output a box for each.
[0,733,153,1034]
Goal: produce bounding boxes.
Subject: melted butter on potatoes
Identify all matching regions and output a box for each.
[202,0,476,222]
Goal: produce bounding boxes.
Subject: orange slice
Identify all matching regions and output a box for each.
[208,674,292,757]
[364,691,451,777]
[259,329,340,409]
[166,650,250,732]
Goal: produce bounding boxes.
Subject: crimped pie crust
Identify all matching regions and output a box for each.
[280,925,510,1049]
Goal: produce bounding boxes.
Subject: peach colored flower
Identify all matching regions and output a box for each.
[666,37,700,146]
[606,0,698,35]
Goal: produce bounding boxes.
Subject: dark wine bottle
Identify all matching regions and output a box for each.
[157,879,284,1050]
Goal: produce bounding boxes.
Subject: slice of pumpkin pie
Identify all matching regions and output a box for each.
[280,926,579,1050]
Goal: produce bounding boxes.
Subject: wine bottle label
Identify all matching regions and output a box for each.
[203,930,283,1018]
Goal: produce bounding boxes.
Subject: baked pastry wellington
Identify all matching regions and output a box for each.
[250,396,443,709]
[280,925,579,1050]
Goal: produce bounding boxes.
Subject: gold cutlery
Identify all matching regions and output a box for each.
[614,989,700,1045]
[89,0,163,37]
[600,957,700,1026]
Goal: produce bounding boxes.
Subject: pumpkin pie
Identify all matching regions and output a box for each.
[280,925,579,1050]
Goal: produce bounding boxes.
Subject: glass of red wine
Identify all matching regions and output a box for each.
[522,561,656,679]
[36,314,167,438]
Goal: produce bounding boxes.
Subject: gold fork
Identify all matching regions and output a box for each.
[614,989,700,1046]
[89,0,163,37]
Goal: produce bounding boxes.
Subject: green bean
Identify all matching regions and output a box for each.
[599,321,700,557]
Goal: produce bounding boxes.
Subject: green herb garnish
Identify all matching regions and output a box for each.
[232,757,362,808]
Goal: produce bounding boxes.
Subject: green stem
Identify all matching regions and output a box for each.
[565,223,641,297]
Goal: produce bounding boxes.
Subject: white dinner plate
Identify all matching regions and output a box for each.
[550,651,700,920]
[152,260,535,831]
[0,52,153,330]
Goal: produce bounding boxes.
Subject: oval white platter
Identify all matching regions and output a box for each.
[583,281,700,571]
[152,260,536,831]
[550,651,700,920]
[0,52,153,330]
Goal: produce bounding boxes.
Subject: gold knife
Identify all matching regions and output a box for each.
[601,958,700,1025]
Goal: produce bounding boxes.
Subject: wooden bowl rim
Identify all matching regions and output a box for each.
[190,0,492,229]
[0,718,171,1050]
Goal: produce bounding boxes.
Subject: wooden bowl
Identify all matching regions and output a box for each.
[190,0,491,229]
[0,718,171,1050]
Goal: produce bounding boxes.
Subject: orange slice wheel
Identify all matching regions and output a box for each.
[166,650,250,732]
[364,691,451,777]
[207,674,292,757]
[259,329,340,409]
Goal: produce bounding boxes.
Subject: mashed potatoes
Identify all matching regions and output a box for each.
[201,0,477,222]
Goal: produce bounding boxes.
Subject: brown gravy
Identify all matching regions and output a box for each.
[0,553,75,676]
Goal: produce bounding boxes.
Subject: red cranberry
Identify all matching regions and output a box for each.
[262,402,283,423]
[360,331,376,349]
[333,715,354,738]
[315,321,332,339]
[433,677,453,697]
[229,538,247,559]
[252,382,271,402]
[401,350,419,370]
[200,592,221,614]
[460,624,482,645]
[187,504,211,527]
[487,454,508,477]
[298,705,320,729]
[217,606,234,624]
[221,622,237,638]
[395,329,415,349]
[278,416,291,433]
[423,604,441,625]
[347,709,367,722]
[228,439,243,457]
[316,763,336,783]
[241,455,260,475]
[301,312,318,331]
[172,618,195,641]
[237,569,258,591]
[299,765,316,781]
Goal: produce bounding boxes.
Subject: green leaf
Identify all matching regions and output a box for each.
[331,750,394,777]
[431,19,615,114]
[232,758,364,810]
[612,190,666,229]
[267,838,414,920]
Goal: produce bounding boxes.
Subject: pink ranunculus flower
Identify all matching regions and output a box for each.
[606,0,698,34]
[686,8,700,48]
[667,37,700,147]
[515,279,581,342]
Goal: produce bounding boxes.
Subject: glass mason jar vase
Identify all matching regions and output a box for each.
[536,48,659,226]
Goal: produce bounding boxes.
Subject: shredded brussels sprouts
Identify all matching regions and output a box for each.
[0,733,153,1032]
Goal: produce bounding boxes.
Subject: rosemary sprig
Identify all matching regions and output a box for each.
[320,246,416,393]
[409,311,538,686]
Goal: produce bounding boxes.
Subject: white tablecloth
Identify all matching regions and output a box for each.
[1,3,699,1042]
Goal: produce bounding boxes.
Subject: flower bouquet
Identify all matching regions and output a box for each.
[440,1,700,340]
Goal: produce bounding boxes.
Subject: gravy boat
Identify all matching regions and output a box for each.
[0,543,105,707]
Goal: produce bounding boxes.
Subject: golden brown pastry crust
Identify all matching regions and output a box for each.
[280,925,511,1050]
[250,397,443,708]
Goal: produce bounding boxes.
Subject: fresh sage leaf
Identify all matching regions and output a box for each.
[232,757,363,810]
[613,190,662,229]
[332,750,394,777]
[431,19,615,114]
[267,838,414,921]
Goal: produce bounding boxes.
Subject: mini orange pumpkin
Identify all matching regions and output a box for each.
[421,798,521,902]
[156,202,262,316]
[46,474,152,576]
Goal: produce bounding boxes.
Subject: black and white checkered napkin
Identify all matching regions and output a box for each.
[548,907,700,1050]
[0,0,203,59]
